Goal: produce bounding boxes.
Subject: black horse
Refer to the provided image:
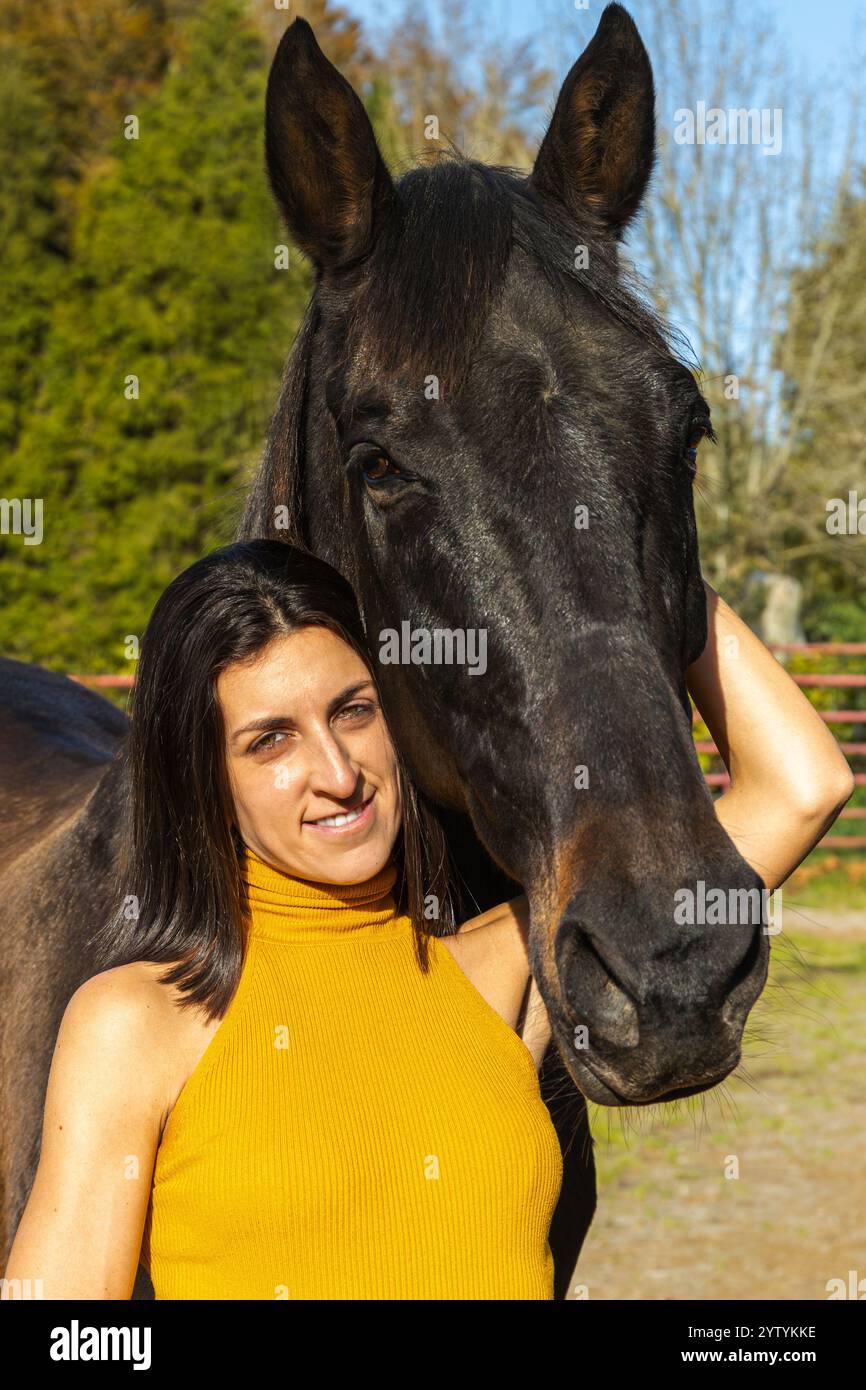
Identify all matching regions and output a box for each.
[0,4,768,1300]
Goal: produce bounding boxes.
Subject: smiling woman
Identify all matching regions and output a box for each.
[218,626,403,887]
[3,539,564,1300]
[104,539,456,987]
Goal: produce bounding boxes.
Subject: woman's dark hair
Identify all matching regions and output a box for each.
[91,540,458,1018]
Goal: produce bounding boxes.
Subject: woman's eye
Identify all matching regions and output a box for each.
[251,730,287,753]
[336,701,377,722]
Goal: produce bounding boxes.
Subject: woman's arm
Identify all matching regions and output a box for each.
[2,967,167,1299]
[687,579,855,891]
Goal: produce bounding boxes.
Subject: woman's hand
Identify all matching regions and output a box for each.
[687,579,855,891]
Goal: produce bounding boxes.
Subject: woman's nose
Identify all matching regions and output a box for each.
[305,733,361,798]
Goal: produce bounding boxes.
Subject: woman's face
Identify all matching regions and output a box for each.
[218,626,402,885]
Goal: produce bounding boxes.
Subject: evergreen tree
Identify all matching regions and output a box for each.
[0,0,310,670]
[0,52,67,456]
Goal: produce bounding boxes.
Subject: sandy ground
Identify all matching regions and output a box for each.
[570,912,866,1300]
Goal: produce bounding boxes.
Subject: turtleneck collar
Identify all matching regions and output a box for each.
[240,845,408,943]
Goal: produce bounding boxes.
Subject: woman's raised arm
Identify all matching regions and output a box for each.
[687,579,855,892]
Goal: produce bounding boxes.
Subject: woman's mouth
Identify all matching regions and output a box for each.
[303,792,376,836]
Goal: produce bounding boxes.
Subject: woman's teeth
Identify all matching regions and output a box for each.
[311,799,369,827]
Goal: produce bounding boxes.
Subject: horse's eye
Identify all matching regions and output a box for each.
[685,421,709,474]
[362,454,399,484]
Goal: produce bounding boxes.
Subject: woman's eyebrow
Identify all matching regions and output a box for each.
[231,680,376,743]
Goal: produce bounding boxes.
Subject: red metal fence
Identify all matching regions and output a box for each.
[69,642,866,851]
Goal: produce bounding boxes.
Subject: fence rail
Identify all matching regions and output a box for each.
[68,641,866,852]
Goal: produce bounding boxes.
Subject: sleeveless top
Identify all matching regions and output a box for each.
[139,847,563,1299]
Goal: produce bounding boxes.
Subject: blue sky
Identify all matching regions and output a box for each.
[343,0,861,78]
[340,0,865,185]
[334,0,864,408]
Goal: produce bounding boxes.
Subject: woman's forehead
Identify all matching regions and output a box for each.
[217,629,373,719]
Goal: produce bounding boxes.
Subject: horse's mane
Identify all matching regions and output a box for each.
[238,149,694,546]
[239,291,319,546]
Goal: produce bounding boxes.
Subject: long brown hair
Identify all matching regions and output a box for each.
[90,540,457,1018]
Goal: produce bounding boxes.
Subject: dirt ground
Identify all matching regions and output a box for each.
[571,909,866,1300]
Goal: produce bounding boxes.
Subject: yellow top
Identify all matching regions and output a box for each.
[140,847,562,1300]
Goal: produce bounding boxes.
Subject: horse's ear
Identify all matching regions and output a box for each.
[264,19,395,270]
[529,2,655,239]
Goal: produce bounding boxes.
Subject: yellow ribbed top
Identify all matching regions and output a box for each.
[139,847,563,1299]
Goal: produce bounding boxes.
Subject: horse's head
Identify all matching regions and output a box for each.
[246,2,769,1105]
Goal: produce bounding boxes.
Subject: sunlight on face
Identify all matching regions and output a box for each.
[218,627,402,885]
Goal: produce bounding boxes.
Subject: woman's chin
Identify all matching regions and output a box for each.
[300,833,394,886]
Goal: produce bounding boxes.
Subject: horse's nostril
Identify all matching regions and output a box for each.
[557,925,640,1051]
[721,924,770,1027]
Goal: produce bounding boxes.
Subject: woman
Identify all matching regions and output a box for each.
[5,541,852,1300]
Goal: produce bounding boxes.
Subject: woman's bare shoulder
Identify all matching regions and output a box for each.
[455,893,530,936]
[69,959,193,1019]
[63,962,212,1130]
[64,962,203,1076]
[437,899,532,1023]
[448,896,530,971]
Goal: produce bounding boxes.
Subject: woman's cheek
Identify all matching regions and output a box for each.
[264,760,301,810]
